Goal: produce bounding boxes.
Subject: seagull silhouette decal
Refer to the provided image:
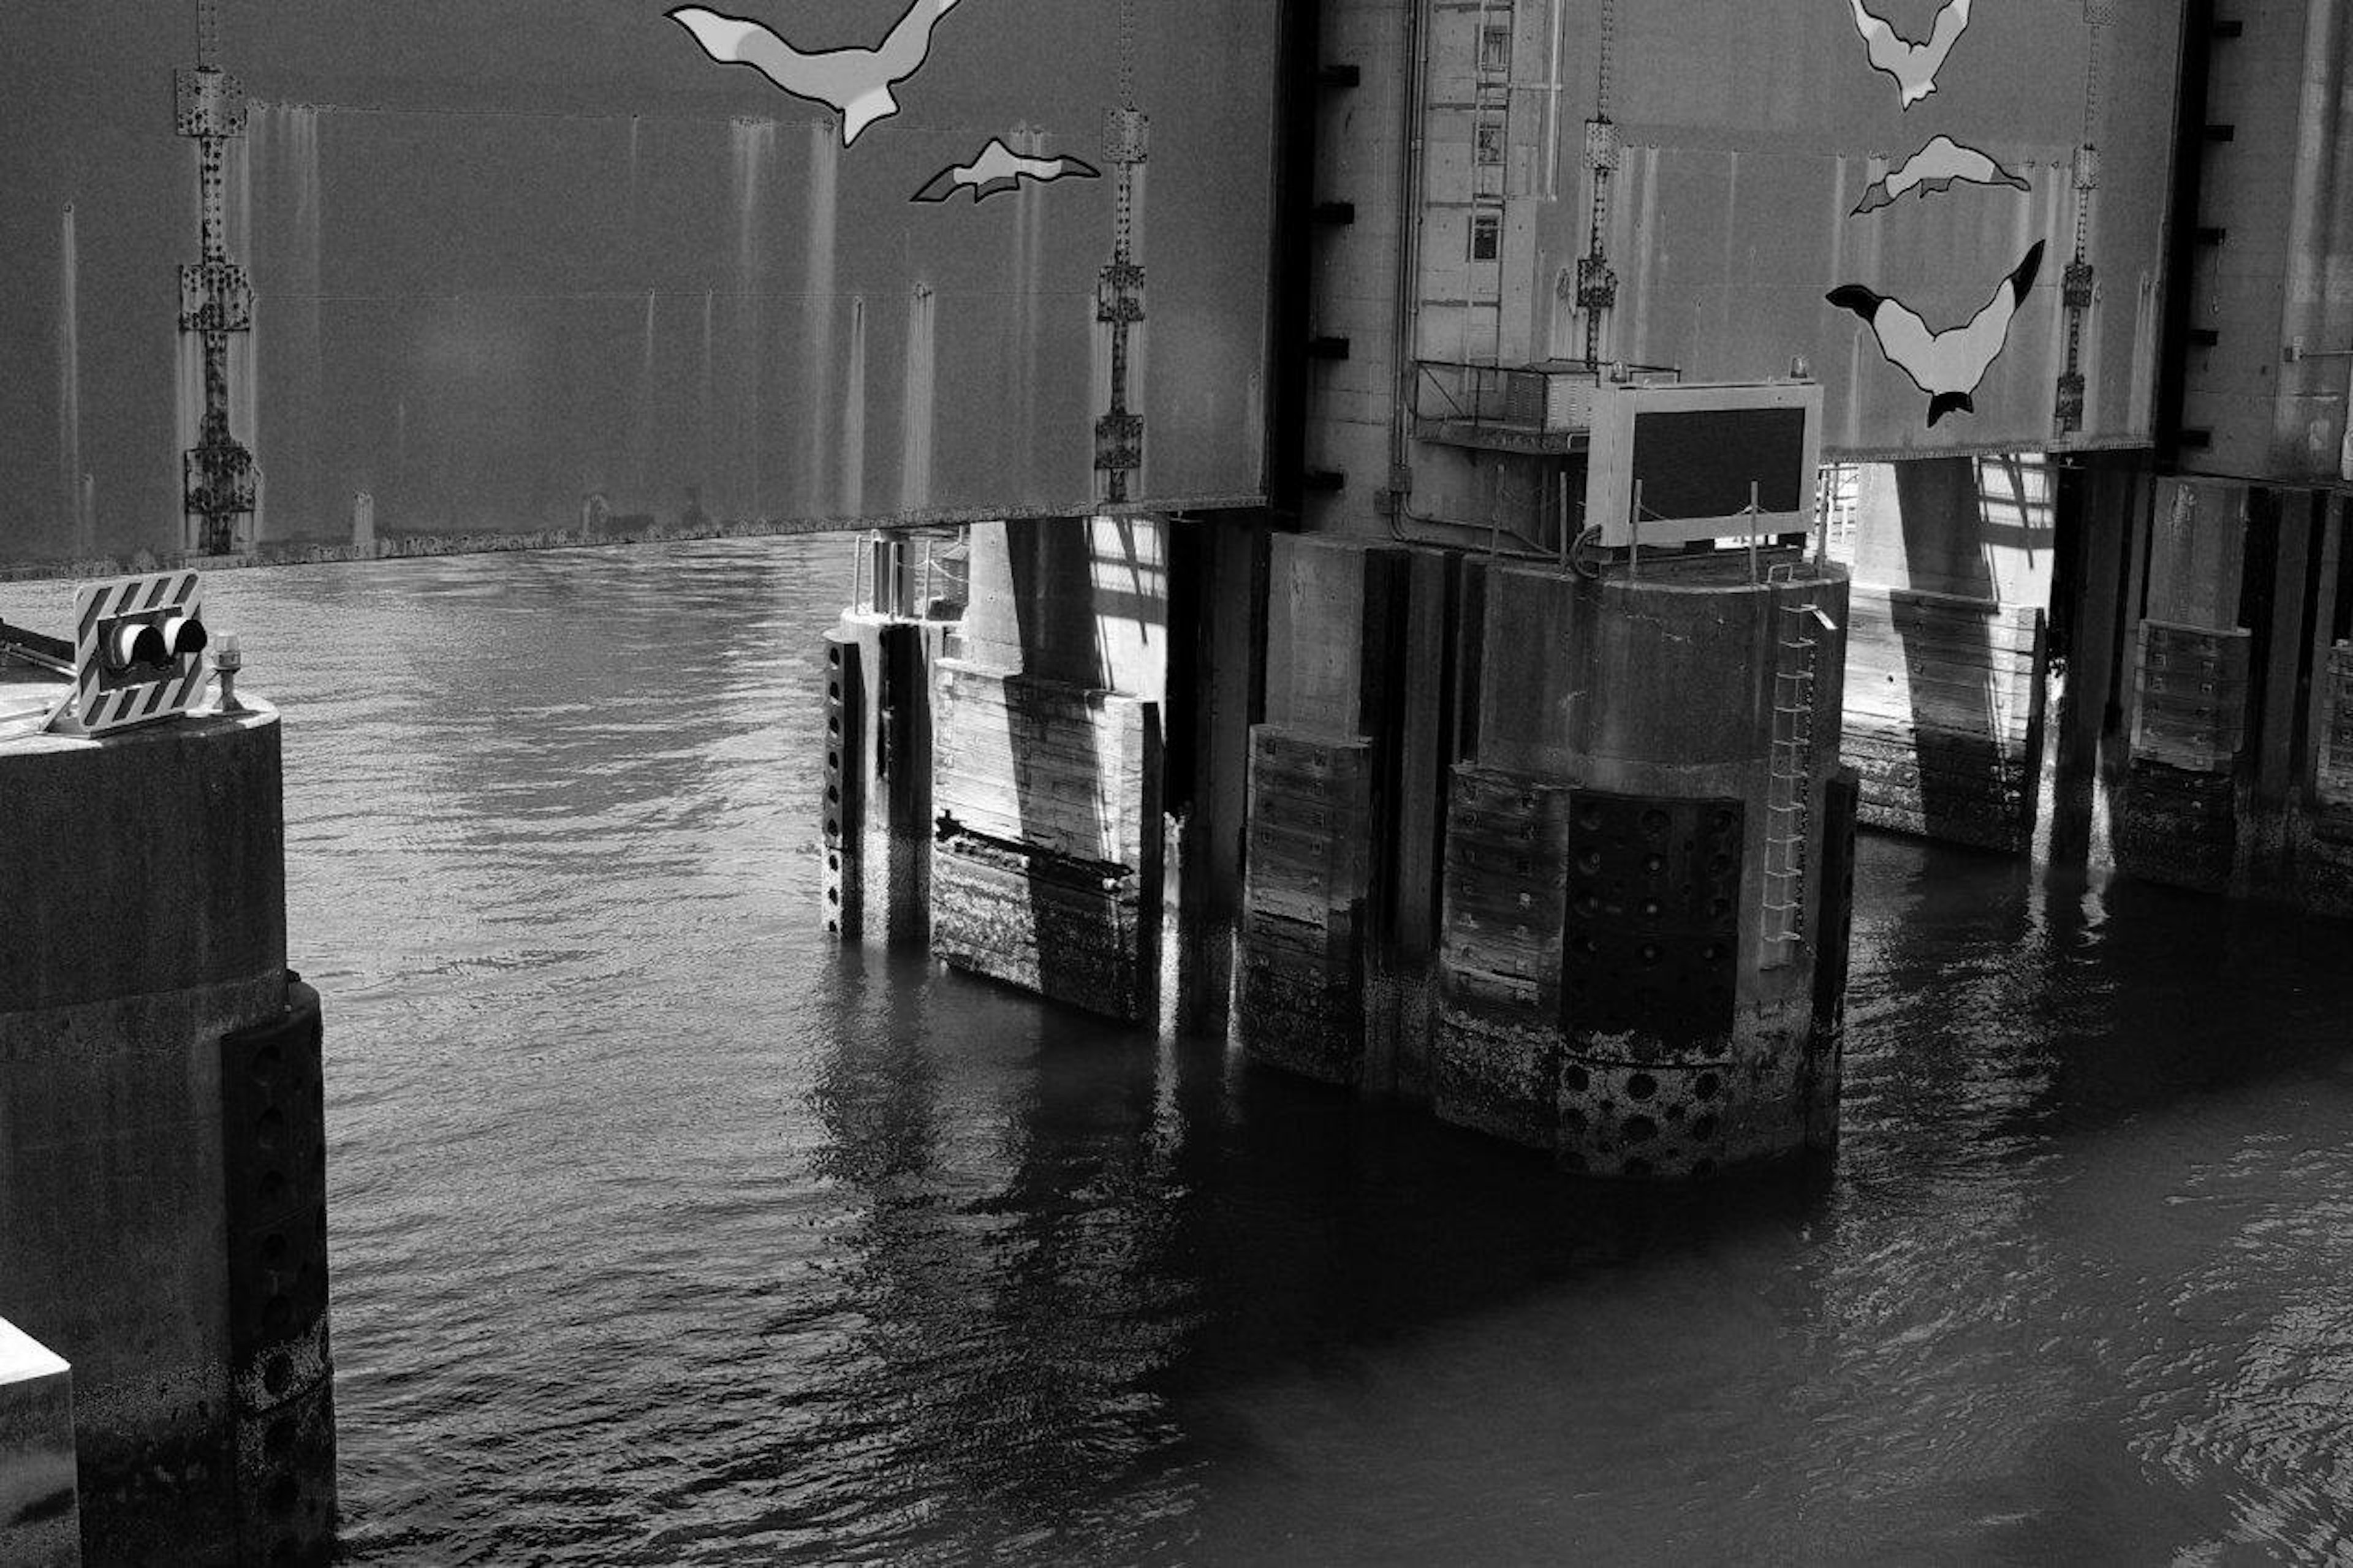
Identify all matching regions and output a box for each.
[1846,0,1974,110]
[1851,135,2029,215]
[1827,240,2044,426]
[668,1,966,147]
[912,138,1101,204]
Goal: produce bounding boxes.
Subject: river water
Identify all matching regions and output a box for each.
[10,537,2353,1565]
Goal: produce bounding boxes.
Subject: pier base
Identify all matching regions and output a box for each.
[1428,560,1854,1177]
[0,702,334,1566]
[1840,456,2053,854]
[924,517,1170,1023]
[2084,475,2353,914]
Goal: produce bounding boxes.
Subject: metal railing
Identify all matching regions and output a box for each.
[849,526,969,620]
[1413,359,1680,439]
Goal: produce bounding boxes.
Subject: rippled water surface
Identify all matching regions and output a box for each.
[12,538,2353,1564]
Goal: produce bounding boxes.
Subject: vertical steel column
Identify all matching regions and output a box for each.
[1094,0,1148,504]
[175,9,256,558]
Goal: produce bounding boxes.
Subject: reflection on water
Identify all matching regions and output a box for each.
[8,539,2353,1564]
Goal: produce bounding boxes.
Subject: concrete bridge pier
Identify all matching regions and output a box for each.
[1223,537,1858,1178]
[1837,456,2055,855]
[1432,561,1857,1178]
[0,701,335,1565]
[924,515,1174,1023]
[1233,535,1461,1096]
[2089,475,2353,912]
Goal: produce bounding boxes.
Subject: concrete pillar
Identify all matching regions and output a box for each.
[0,702,334,1565]
[1842,455,2054,852]
[0,1316,78,1567]
[2115,477,2254,894]
[1433,559,1855,1178]
[1237,535,1392,1081]
[926,517,1169,1022]
[2047,453,2146,863]
[1164,517,1268,1038]
[1237,534,1460,1089]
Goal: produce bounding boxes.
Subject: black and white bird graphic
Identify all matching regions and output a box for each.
[912,138,1100,203]
[1846,0,1974,109]
[1827,240,2043,426]
[1851,135,2029,214]
[668,1,966,147]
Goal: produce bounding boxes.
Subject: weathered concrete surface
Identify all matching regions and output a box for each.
[0,700,330,1564]
[0,1316,78,1567]
[1433,562,1854,1177]
[2097,480,2353,915]
[1237,727,1373,1083]
[1843,457,2053,853]
[958,517,1169,702]
[930,664,1164,1023]
[1843,586,2046,852]
[0,705,283,1012]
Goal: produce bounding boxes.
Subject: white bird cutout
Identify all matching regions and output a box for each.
[1846,0,1974,109]
[667,1,966,147]
[1827,240,2043,427]
[1852,135,2029,215]
[912,138,1100,203]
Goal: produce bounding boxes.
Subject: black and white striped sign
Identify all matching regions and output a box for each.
[72,570,210,733]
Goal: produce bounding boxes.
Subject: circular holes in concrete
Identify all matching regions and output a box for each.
[1623,1114,1658,1143]
[1696,1072,1721,1100]
[1627,1072,1657,1100]
[1563,1064,1590,1093]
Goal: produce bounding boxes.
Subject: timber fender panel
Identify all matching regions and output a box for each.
[219,977,336,1565]
[1432,767,1572,1146]
[2115,761,2238,892]
[929,664,1162,1023]
[2116,621,2250,894]
[1841,586,2045,853]
[1236,726,1374,1086]
[2315,645,2353,841]
[2303,648,2353,914]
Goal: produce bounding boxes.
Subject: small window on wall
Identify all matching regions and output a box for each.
[1469,211,1501,262]
[1474,118,1505,165]
[1480,25,1511,75]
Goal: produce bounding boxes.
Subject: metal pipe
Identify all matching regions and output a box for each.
[2275,0,2344,463]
